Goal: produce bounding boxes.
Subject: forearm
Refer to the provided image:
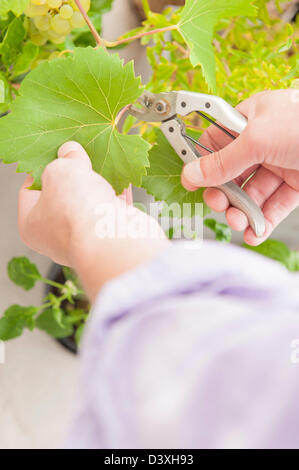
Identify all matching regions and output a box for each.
[70,202,169,300]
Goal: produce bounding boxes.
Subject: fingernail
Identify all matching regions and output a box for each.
[58,141,83,158]
[183,160,204,187]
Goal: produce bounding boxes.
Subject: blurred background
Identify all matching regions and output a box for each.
[0,0,298,449]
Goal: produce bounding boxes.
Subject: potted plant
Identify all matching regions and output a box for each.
[0,0,298,350]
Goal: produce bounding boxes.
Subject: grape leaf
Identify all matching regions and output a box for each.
[12,41,39,78]
[0,305,37,341]
[177,0,257,91]
[0,0,29,18]
[7,256,41,290]
[142,129,209,217]
[0,47,150,194]
[0,16,25,68]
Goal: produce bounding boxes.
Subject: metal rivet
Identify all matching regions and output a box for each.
[169,127,174,133]
[205,102,211,109]
[181,150,187,156]
[181,101,186,108]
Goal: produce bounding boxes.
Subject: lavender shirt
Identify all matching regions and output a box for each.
[66,241,299,449]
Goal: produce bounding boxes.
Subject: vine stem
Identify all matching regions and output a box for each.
[74,0,104,47]
[73,1,177,50]
[105,25,177,48]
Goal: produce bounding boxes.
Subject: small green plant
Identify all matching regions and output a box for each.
[0,256,89,344]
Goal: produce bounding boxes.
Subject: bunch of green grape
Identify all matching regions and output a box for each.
[25,0,90,46]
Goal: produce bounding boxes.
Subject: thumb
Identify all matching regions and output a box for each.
[181,131,259,189]
[18,175,41,232]
[58,141,92,169]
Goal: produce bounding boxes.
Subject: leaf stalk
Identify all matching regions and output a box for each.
[74,0,105,48]
[105,25,178,48]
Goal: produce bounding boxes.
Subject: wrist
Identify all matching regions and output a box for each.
[69,201,170,300]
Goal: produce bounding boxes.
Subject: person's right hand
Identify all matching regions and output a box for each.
[181,89,299,245]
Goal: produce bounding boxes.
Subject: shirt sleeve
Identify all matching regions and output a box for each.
[65,240,299,449]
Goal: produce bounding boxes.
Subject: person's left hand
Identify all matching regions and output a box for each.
[18,142,168,299]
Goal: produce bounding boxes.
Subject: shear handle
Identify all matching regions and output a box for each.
[160,118,266,238]
[173,91,247,134]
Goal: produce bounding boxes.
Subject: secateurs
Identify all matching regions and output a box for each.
[129,90,266,238]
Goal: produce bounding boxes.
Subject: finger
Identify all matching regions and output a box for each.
[234,164,259,187]
[203,188,230,212]
[244,182,299,246]
[119,185,133,205]
[18,175,41,229]
[226,207,249,232]
[203,164,260,212]
[182,131,261,189]
[225,167,283,233]
[242,167,283,206]
[198,124,236,154]
[58,141,92,168]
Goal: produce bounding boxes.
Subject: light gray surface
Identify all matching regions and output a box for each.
[0,0,298,449]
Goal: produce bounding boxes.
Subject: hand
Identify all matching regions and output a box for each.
[181,89,299,245]
[19,142,168,299]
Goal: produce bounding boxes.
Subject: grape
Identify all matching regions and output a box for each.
[30,33,48,46]
[51,14,71,35]
[51,35,67,44]
[59,5,74,19]
[47,0,62,8]
[26,0,90,46]
[70,0,90,12]
[34,14,51,32]
[25,2,49,17]
[46,28,66,44]
[70,11,85,28]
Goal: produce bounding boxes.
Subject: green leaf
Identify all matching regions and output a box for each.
[0,0,28,18]
[288,251,299,272]
[75,323,85,347]
[142,129,209,217]
[177,0,257,91]
[244,239,299,272]
[7,256,41,290]
[36,308,73,339]
[12,41,39,78]
[204,218,232,242]
[0,16,25,68]
[0,72,12,113]
[0,47,150,194]
[278,38,292,53]
[62,266,80,286]
[0,305,37,341]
